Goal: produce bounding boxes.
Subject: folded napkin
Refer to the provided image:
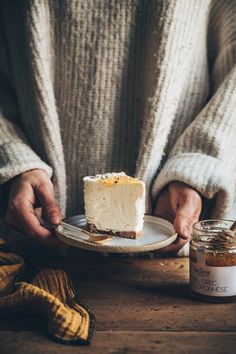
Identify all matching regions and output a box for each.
[0,238,95,344]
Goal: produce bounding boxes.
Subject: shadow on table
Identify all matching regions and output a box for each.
[0,314,45,331]
[135,283,191,300]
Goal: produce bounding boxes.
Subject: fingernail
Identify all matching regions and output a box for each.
[50,215,60,225]
[182,226,190,239]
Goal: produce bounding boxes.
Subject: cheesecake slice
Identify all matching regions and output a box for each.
[83,172,145,239]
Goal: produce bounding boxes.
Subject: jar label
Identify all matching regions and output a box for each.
[190,261,236,297]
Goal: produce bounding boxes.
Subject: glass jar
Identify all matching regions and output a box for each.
[190,219,236,302]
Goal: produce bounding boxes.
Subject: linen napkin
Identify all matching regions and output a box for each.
[0,238,95,344]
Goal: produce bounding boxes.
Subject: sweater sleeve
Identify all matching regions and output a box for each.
[0,26,52,185]
[152,1,236,218]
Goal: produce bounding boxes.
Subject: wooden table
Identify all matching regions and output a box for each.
[1,251,236,354]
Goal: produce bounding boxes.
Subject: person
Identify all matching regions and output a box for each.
[0,0,235,255]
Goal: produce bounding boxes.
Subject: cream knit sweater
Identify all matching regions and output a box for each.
[0,0,236,218]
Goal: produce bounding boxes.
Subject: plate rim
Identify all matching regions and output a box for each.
[56,214,177,253]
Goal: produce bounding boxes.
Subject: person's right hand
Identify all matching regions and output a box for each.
[6,169,62,245]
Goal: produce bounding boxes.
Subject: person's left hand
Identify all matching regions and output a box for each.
[154,181,202,254]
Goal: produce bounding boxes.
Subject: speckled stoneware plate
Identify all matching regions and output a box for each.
[55,215,177,253]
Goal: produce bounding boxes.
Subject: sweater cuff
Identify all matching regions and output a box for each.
[0,142,53,184]
[152,153,235,218]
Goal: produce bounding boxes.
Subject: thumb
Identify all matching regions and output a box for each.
[35,183,62,225]
[174,200,200,240]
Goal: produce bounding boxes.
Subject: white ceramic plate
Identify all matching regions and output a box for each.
[56,215,177,253]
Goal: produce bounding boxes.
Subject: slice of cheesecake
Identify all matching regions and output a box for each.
[83,172,145,239]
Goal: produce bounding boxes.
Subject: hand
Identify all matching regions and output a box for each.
[6,169,62,245]
[154,181,202,254]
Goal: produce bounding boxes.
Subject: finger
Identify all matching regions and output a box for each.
[35,183,62,225]
[174,210,200,240]
[34,207,42,220]
[6,198,55,242]
[6,185,60,245]
[156,236,189,255]
[154,188,174,222]
[7,210,60,246]
[173,195,201,240]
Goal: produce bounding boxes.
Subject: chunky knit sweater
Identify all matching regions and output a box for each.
[0,0,236,217]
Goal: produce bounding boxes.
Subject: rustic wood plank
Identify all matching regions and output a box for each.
[1,331,236,354]
[32,256,188,278]
[1,286,236,332]
[81,299,236,332]
[1,298,235,333]
[1,258,236,332]
[59,257,236,332]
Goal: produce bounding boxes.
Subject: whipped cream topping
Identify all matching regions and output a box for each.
[84,172,126,181]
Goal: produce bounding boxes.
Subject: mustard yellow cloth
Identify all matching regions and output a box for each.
[0,239,95,344]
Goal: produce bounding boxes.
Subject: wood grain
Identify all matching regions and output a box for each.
[1,331,236,354]
[0,255,236,353]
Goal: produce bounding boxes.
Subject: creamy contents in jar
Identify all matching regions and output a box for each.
[189,220,236,302]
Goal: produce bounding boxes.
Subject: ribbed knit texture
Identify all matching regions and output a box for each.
[0,0,235,217]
